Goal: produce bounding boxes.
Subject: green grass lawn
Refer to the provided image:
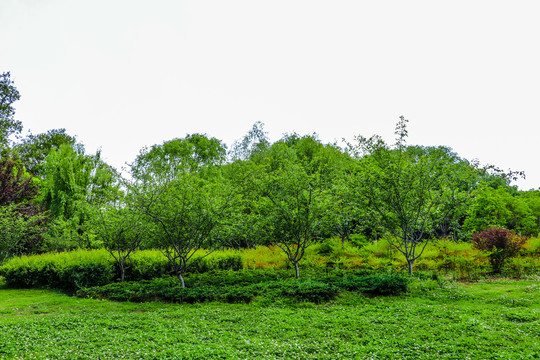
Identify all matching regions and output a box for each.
[0,277,538,359]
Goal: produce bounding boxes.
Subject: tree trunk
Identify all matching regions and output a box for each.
[294,261,300,279]
[120,264,125,282]
[178,273,185,288]
[407,259,414,275]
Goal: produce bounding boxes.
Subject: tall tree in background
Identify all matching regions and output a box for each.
[0,72,22,148]
[13,128,77,177]
[40,144,120,250]
[0,155,46,259]
[130,134,227,181]
[229,121,270,161]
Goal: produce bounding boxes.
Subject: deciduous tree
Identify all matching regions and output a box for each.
[0,72,22,148]
[91,203,147,282]
[348,117,469,275]
[250,142,329,278]
[132,171,232,287]
[13,128,77,177]
[131,134,226,181]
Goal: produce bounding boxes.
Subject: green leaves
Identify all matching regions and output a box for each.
[0,72,22,148]
[129,169,234,286]
[347,118,478,273]
[130,134,227,181]
[0,204,43,265]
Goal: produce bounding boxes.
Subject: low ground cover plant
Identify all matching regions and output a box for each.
[0,276,538,359]
[76,271,409,304]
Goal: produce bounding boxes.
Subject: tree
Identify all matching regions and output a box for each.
[0,204,44,265]
[348,117,468,275]
[130,134,227,181]
[0,154,39,207]
[91,203,147,282]
[13,128,77,177]
[230,121,270,161]
[324,181,362,246]
[250,142,329,278]
[471,227,527,273]
[0,72,22,148]
[40,144,120,250]
[464,185,538,237]
[132,171,231,287]
[0,154,47,255]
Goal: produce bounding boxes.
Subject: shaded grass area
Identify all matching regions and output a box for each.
[0,277,539,359]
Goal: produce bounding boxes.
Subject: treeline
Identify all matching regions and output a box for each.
[1,72,539,281]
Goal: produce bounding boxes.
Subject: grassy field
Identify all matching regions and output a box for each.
[0,277,539,359]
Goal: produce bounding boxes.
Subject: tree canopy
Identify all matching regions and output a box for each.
[0,72,22,148]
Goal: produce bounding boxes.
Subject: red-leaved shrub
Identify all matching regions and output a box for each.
[471,227,527,273]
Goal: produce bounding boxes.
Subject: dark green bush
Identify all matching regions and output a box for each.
[78,278,227,304]
[77,275,340,304]
[215,255,243,271]
[328,274,409,296]
[187,255,244,274]
[316,241,335,256]
[59,263,114,291]
[278,280,339,303]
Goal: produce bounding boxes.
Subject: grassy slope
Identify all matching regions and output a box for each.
[0,278,538,360]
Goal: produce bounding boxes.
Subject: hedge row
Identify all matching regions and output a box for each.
[0,249,243,291]
[76,271,410,304]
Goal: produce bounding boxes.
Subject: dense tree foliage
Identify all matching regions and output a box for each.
[0,155,46,257]
[0,72,538,277]
[0,72,22,148]
[131,134,227,181]
[40,144,120,250]
[13,128,77,177]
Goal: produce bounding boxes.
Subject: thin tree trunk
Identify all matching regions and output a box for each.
[120,264,125,282]
[294,261,300,279]
[407,259,414,275]
[178,273,185,288]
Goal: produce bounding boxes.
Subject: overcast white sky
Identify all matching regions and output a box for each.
[1,0,539,189]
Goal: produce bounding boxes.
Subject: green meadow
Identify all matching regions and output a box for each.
[1,276,538,360]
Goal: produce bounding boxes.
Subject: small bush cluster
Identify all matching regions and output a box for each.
[76,270,408,304]
[472,227,527,273]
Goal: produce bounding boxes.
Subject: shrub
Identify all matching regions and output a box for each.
[0,250,245,291]
[0,250,114,290]
[472,227,527,273]
[77,274,341,304]
[277,280,339,303]
[331,274,409,296]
